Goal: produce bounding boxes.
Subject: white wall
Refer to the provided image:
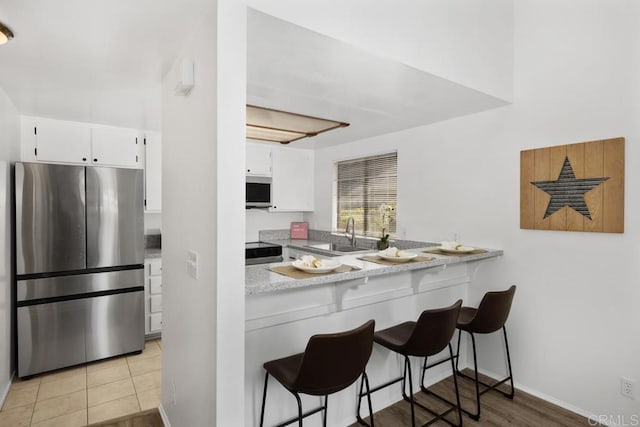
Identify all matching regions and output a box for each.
[144,212,162,234]
[161,0,245,425]
[309,0,640,421]
[247,0,513,101]
[161,6,219,425]
[246,210,302,241]
[0,86,21,404]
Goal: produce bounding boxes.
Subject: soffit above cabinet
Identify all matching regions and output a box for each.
[247,9,509,149]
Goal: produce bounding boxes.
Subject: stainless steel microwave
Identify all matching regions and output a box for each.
[246,176,272,208]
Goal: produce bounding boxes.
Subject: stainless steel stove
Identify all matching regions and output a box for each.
[245,241,283,265]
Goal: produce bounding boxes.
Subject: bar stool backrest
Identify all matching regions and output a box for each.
[293,320,375,395]
[403,300,462,357]
[468,285,516,334]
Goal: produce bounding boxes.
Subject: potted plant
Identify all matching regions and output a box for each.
[377,203,395,250]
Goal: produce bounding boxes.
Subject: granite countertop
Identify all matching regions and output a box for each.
[245,245,503,295]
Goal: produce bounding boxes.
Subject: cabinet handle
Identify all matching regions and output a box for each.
[93,158,98,162]
[82,157,87,162]
[247,169,251,172]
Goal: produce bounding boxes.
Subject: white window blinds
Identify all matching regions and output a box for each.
[336,152,397,238]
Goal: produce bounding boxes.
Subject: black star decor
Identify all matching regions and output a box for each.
[531,157,608,220]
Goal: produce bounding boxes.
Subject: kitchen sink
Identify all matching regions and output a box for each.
[303,243,371,254]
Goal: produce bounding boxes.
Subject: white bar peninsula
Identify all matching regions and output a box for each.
[245,246,502,427]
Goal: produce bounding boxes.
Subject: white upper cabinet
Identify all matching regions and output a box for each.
[24,117,144,169]
[271,147,314,212]
[246,142,272,177]
[91,127,141,167]
[34,119,91,164]
[144,132,162,212]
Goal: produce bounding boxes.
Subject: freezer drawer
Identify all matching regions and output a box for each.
[15,162,87,275]
[86,167,144,268]
[86,291,144,362]
[17,269,143,302]
[18,291,144,377]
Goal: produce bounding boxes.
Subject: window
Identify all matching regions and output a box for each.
[335,152,397,238]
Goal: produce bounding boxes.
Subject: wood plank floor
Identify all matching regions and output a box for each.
[351,369,594,427]
[91,370,594,426]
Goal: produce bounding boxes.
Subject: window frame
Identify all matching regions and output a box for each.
[333,151,398,239]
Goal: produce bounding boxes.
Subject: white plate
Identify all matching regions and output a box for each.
[292,259,342,273]
[437,246,476,254]
[377,252,418,262]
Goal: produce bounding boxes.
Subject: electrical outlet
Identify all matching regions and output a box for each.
[621,377,636,399]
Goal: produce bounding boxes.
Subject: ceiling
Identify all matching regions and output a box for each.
[0,2,509,146]
[0,0,211,131]
[247,10,508,149]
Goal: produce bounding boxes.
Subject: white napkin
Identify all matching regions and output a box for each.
[300,255,324,268]
[441,241,462,250]
[381,247,409,257]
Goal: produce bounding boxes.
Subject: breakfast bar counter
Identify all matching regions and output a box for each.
[245,244,503,295]
[244,242,503,427]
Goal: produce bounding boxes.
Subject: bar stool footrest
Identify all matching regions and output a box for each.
[456,370,514,399]
[274,405,325,427]
[418,387,462,427]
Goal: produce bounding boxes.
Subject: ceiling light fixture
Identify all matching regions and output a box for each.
[0,22,14,45]
[246,105,349,144]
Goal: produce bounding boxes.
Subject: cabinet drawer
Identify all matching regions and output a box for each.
[149,313,162,332]
[150,295,162,313]
[148,260,162,276]
[149,276,162,294]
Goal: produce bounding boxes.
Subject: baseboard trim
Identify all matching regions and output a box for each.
[158,404,171,427]
[0,372,14,409]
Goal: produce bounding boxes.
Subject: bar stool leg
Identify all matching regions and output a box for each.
[322,395,328,427]
[455,330,462,374]
[469,332,481,420]
[448,343,463,426]
[294,392,303,427]
[503,326,515,399]
[356,372,375,427]
[260,372,269,427]
[401,356,417,427]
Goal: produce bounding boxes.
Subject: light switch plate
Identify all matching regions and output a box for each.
[186,250,199,279]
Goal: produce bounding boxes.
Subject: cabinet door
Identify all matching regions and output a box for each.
[150,295,162,313]
[91,127,141,168]
[35,119,91,164]
[150,313,162,332]
[144,132,162,212]
[246,142,272,176]
[271,148,314,212]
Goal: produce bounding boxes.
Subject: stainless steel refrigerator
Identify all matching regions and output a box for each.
[15,162,145,378]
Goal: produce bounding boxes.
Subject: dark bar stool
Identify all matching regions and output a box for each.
[358,300,463,427]
[259,320,376,427]
[454,285,516,420]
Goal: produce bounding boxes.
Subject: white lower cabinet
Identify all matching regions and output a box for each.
[144,258,163,335]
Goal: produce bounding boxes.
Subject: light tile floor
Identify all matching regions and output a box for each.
[0,339,162,427]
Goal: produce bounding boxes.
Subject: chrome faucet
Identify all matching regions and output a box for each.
[345,216,356,247]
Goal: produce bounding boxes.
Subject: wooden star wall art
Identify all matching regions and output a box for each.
[520,137,624,233]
